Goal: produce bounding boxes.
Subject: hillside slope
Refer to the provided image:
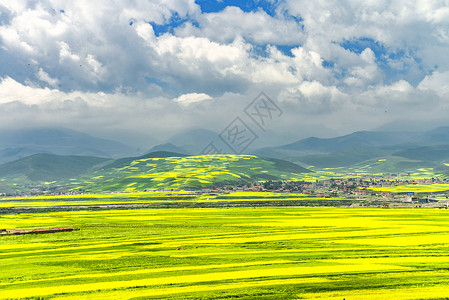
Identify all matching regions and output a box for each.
[0,152,311,193]
[72,154,312,192]
[392,145,449,162]
[0,154,110,182]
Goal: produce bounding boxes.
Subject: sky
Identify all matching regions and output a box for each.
[1,0,449,147]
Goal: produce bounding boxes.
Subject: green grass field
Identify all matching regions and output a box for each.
[2,207,449,299]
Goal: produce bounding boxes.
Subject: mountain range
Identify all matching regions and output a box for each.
[252,126,449,168]
[148,128,298,155]
[146,126,449,171]
[2,125,449,194]
[0,128,139,164]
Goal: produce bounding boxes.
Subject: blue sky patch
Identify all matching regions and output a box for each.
[340,37,386,56]
[195,0,279,17]
[148,12,199,36]
[322,60,334,69]
[339,37,428,85]
[276,45,297,57]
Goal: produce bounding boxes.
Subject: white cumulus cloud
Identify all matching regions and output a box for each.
[0,0,449,141]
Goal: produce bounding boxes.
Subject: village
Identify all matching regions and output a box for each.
[6,176,449,208]
[198,176,449,206]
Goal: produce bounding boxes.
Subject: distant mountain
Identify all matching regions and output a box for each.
[338,156,441,174]
[279,131,416,154]
[276,126,449,156]
[414,126,449,145]
[0,147,47,164]
[148,143,190,154]
[252,127,449,171]
[0,128,136,163]
[252,131,416,164]
[165,128,219,154]
[247,130,299,150]
[393,145,449,162]
[0,153,109,182]
[163,128,298,155]
[292,146,394,168]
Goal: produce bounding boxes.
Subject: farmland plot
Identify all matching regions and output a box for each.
[1,207,449,299]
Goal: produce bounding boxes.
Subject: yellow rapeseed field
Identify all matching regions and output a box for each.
[1,207,449,299]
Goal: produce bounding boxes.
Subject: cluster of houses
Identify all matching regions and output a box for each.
[5,174,449,207]
[195,177,449,204]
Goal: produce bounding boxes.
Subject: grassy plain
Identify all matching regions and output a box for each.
[2,207,449,299]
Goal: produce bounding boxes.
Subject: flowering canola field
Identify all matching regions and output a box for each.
[0,191,357,209]
[1,207,449,299]
[367,183,449,193]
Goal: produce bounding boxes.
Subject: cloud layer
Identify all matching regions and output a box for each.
[1,0,449,143]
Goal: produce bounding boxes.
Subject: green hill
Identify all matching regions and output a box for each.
[0,153,109,183]
[313,156,441,176]
[349,156,438,174]
[0,152,312,193]
[0,181,26,195]
[71,154,312,192]
[293,146,393,168]
[72,155,310,192]
[393,145,449,162]
[100,151,188,169]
